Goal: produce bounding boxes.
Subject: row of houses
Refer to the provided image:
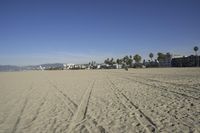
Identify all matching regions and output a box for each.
[63,63,123,70]
[63,64,87,70]
[55,57,200,70]
[37,55,200,71]
[144,55,200,68]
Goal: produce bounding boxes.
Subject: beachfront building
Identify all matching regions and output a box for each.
[113,64,122,69]
[63,64,67,70]
[158,60,171,67]
[66,63,75,69]
[171,55,200,67]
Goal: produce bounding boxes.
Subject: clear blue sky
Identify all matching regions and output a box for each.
[0,0,200,65]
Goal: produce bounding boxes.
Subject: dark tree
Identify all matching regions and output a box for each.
[149,53,154,61]
[166,52,172,61]
[116,58,122,64]
[104,58,110,64]
[194,46,199,56]
[157,52,165,61]
[134,54,142,63]
[123,56,129,65]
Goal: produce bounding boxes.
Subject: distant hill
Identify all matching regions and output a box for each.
[40,63,64,69]
[0,63,65,72]
[0,65,22,72]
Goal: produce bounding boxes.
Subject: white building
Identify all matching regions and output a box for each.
[66,64,75,69]
[63,64,67,70]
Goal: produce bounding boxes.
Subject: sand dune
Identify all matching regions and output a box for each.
[0,68,200,133]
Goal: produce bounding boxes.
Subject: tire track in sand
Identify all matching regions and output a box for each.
[107,76,157,133]
[67,80,95,133]
[11,84,34,133]
[124,77,200,101]
[109,72,200,100]
[49,80,107,133]
[123,73,200,99]
[49,81,77,115]
[127,72,200,92]
[11,98,28,133]
[108,73,196,132]
[23,95,47,129]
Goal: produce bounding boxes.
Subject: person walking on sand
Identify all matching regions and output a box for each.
[124,65,128,71]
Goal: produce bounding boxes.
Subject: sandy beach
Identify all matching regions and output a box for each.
[0,68,200,133]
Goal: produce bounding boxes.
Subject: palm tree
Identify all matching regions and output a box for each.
[166,52,172,67]
[166,52,171,58]
[133,54,142,63]
[117,59,123,64]
[104,58,110,64]
[127,58,133,67]
[110,58,114,65]
[157,52,165,62]
[149,53,154,61]
[123,56,129,65]
[116,59,120,64]
[194,46,199,67]
[194,46,199,56]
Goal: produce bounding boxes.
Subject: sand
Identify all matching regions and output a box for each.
[0,68,199,133]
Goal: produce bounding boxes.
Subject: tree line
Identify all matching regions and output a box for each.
[104,52,171,67]
[104,46,199,68]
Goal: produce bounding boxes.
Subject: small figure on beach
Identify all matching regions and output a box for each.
[124,65,128,71]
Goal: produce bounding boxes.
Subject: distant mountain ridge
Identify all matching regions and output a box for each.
[0,65,22,72]
[0,63,64,72]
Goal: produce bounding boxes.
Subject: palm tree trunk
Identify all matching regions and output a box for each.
[195,51,198,67]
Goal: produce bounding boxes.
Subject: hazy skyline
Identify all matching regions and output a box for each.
[0,0,200,65]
